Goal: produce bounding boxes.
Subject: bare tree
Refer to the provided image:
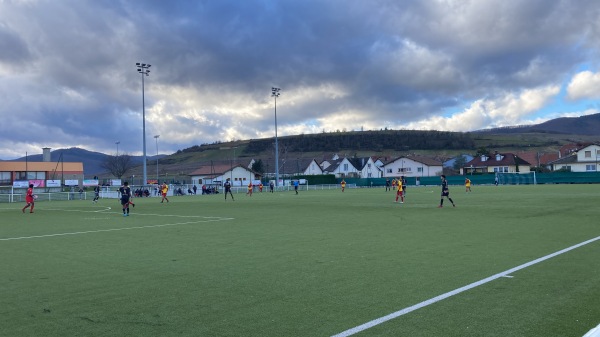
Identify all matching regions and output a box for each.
[101,154,135,178]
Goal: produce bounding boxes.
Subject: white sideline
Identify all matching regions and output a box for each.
[332,235,600,337]
[583,323,600,337]
[0,217,234,241]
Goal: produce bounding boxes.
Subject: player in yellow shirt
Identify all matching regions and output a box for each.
[341,179,346,192]
[160,182,170,203]
[395,178,404,203]
[246,182,253,196]
[465,178,472,192]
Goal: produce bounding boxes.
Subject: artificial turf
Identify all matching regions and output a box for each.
[1,184,599,336]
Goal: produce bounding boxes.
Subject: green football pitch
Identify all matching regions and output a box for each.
[1,184,599,337]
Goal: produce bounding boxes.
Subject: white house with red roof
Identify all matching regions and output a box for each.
[382,155,443,178]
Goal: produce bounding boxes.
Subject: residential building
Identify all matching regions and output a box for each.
[382,155,443,178]
[322,157,359,178]
[189,164,256,187]
[547,143,600,172]
[463,152,531,174]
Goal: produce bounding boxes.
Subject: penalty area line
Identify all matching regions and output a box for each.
[0,217,234,241]
[331,235,600,337]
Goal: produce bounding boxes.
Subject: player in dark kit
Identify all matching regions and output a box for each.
[438,175,455,208]
[120,182,132,216]
[224,178,234,201]
[93,185,100,203]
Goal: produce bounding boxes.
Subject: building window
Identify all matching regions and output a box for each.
[367,163,371,168]
[16,171,46,180]
[386,168,392,173]
[586,164,596,171]
[585,151,592,158]
[343,164,348,171]
[417,167,423,172]
[0,172,10,185]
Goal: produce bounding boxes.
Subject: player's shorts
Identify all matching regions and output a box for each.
[120,196,130,205]
[442,191,449,197]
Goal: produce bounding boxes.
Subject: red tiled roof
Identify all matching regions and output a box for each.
[465,153,531,167]
[516,151,559,166]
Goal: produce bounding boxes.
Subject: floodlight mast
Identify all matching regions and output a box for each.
[154,135,160,184]
[136,63,151,187]
[271,87,281,187]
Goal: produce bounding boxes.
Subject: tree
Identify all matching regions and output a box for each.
[251,159,264,174]
[453,155,467,171]
[101,154,135,178]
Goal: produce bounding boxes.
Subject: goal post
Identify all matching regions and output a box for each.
[497,172,537,185]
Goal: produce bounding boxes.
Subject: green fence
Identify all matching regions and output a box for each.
[339,172,600,187]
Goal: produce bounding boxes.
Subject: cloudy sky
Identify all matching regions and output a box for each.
[2,0,600,160]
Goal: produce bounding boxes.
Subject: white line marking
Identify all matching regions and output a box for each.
[331,235,600,337]
[0,217,234,241]
[43,207,224,219]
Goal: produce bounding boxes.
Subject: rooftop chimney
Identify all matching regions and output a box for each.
[42,148,51,162]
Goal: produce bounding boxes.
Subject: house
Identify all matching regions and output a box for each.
[443,154,474,169]
[382,155,443,178]
[189,163,256,187]
[322,157,359,178]
[348,157,383,178]
[515,151,559,170]
[463,152,531,174]
[547,143,600,172]
[302,159,324,175]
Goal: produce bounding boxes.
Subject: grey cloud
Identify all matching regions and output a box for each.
[1,0,599,159]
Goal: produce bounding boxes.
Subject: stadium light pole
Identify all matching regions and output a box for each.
[115,141,120,156]
[154,135,160,184]
[271,87,281,187]
[136,62,151,187]
[230,146,238,182]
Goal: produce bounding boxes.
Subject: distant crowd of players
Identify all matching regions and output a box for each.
[21,175,478,215]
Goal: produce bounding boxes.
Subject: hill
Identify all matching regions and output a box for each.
[9,114,600,178]
[475,113,600,135]
[11,147,165,175]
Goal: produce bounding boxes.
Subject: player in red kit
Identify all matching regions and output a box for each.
[22,183,35,213]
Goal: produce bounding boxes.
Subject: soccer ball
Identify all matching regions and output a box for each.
[33,195,38,200]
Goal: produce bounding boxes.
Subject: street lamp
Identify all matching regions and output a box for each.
[136,62,151,187]
[230,146,238,182]
[115,141,120,156]
[154,135,159,184]
[271,87,281,187]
